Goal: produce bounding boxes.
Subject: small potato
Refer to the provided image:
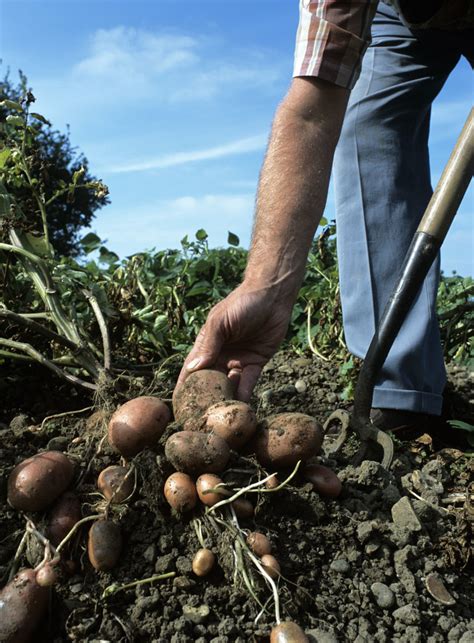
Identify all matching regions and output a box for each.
[247,532,272,556]
[98,465,134,503]
[173,369,234,430]
[164,472,197,512]
[265,474,279,489]
[88,520,122,571]
[108,396,170,457]
[36,563,58,587]
[47,492,81,546]
[0,568,49,642]
[261,554,280,579]
[232,498,254,518]
[270,621,309,643]
[304,464,342,499]
[254,413,323,468]
[165,431,230,475]
[196,401,257,450]
[192,548,215,577]
[196,474,225,507]
[8,451,74,512]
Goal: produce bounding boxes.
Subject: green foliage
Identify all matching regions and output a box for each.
[0,71,109,256]
[437,274,473,368]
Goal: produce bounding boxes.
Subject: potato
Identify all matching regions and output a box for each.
[165,431,230,475]
[265,474,279,490]
[196,474,225,507]
[247,532,272,557]
[270,621,309,643]
[87,520,122,571]
[164,472,197,512]
[232,498,254,518]
[197,401,257,450]
[304,464,342,498]
[97,466,134,503]
[108,396,170,457]
[47,492,81,546]
[172,369,233,430]
[254,413,323,468]
[35,564,58,587]
[8,451,74,512]
[192,548,215,577]
[261,554,280,579]
[0,568,49,642]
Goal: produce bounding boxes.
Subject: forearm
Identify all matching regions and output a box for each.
[244,77,349,301]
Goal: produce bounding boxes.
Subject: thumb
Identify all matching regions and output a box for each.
[177,318,224,386]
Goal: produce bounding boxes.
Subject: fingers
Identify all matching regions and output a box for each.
[176,316,225,388]
[236,364,262,402]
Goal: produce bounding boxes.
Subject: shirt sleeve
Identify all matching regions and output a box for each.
[293,0,378,89]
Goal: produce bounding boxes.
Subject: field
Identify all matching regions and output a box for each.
[1,82,473,643]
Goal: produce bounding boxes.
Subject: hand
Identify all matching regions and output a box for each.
[176,283,293,401]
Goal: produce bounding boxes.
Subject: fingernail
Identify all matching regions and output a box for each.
[187,357,201,370]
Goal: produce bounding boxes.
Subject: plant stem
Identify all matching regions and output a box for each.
[82,289,111,371]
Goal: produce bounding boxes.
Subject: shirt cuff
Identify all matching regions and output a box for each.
[293,1,375,89]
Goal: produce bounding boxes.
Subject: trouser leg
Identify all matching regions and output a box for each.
[333,3,462,415]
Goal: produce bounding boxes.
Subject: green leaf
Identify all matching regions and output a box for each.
[99,246,120,265]
[30,112,51,126]
[23,232,53,257]
[319,217,328,227]
[0,99,23,112]
[448,420,474,433]
[0,149,11,168]
[195,228,208,241]
[227,231,240,247]
[5,115,24,127]
[80,232,102,253]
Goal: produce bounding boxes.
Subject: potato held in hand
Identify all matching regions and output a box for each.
[254,413,323,468]
[108,396,170,457]
[173,369,233,430]
[165,431,230,475]
[0,568,49,643]
[8,451,74,512]
[198,401,257,450]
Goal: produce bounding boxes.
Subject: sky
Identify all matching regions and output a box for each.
[1,0,473,275]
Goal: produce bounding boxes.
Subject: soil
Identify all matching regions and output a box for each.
[0,352,473,642]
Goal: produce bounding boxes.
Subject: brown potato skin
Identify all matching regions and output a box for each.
[197,401,257,450]
[8,451,74,512]
[88,520,122,571]
[254,413,323,468]
[304,464,342,499]
[172,370,233,430]
[247,532,272,556]
[47,492,81,546]
[270,621,309,643]
[196,474,224,507]
[164,472,197,512]
[232,498,254,518]
[165,431,230,475]
[261,554,280,579]
[108,396,170,457]
[0,568,49,643]
[97,466,134,503]
[192,548,215,577]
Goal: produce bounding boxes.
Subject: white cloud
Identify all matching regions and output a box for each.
[104,134,267,173]
[93,193,255,256]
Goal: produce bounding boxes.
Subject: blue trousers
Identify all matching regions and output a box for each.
[333,3,473,415]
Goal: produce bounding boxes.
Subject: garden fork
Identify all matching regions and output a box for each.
[323,108,474,469]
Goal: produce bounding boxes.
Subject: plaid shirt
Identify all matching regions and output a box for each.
[293,0,474,89]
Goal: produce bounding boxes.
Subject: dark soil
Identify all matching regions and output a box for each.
[0,352,473,642]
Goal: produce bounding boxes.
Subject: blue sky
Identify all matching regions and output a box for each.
[1,0,473,275]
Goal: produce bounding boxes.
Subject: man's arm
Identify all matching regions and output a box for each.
[177,77,349,400]
[244,76,349,304]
